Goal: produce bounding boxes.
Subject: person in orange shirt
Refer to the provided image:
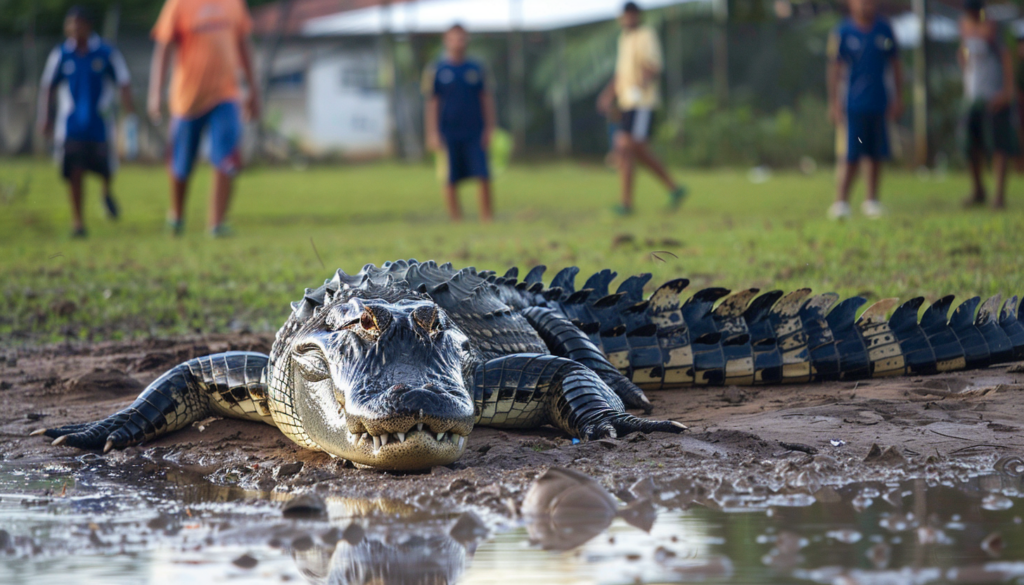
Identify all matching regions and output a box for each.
[147,0,260,237]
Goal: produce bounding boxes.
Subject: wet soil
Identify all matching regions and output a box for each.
[3,334,1024,513]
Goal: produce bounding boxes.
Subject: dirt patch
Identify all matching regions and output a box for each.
[2,335,1023,512]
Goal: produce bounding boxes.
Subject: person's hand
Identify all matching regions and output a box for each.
[828,101,842,126]
[426,132,443,152]
[990,91,1011,112]
[245,93,261,122]
[887,97,904,121]
[39,118,54,139]
[147,97,162,125]
[596,91,613,115]
[481,128,492,150]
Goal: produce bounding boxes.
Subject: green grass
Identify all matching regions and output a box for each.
[2,159,1022,345]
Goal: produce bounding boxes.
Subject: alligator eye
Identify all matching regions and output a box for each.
[413,306,443,336]
[358,307,391,334]
[293,345,331,382]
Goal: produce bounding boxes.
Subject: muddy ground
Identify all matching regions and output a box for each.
[2,334,1024,514]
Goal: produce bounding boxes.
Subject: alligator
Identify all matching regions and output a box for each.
[34,259,1024,471]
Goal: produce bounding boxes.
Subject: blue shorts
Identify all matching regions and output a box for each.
[445,136,489,184]
[845,111,890,162]
[169,102,243,180]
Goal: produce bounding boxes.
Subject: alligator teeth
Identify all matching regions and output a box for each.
[396,432,406,443]
[457,436,466,449]
[373,435,381,450]
[437,432,445,442]
[380,433,389,446]
[417,423,424,432]
[362,433,370,444]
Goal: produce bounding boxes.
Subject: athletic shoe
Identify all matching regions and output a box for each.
[71,227,87,239]
[103,192,120,220]
[210,224,234,238]
[827,201,851,220]
[668,185,688,209]
[167,218,184,237]
[861,200,886,218]
[611,204,634,217]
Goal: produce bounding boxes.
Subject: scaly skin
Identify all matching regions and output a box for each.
[35,260,1024,470]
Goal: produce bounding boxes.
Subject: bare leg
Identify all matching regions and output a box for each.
[444,183,462,221]
[478,179,493,222]
[864,158,880,202]
[993,153,1008,210]
[966,149,986,205]
[633,141,678,191]
[836,158,859,203]
[616,132,636,211]
[170,173,189,222]
[68,169,85,231]
[209,170,234,229]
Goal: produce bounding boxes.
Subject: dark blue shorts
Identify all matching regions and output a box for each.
[169,102,243,180]
[61,140,112,179]
[845,111,890,162]
[445,136,489,184]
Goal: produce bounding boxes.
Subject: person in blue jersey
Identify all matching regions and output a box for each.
[424,24,497,222]
[826,0,904,220]
[37,6,134,238]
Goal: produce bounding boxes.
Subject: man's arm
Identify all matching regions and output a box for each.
[481,89,496,149]
[237,35,260,121]
[993,43,1015,110]
[37,47,62,137]
[889,56,904,120]
[147,42,172,123]
[597,76,616,114]
[110,49,135,115]
[827,59,842,125]
[425,96,441,151]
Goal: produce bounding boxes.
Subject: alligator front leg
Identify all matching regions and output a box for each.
[34,352,271,452]
[471,354,685,440]
[521,307,654,413]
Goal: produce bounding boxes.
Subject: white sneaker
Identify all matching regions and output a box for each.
[828,201,851,220]
[861,200,886,218]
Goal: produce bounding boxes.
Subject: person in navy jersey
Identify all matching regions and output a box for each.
[38,6,134,238]
[424,24,496,222]
[826,0,904,220]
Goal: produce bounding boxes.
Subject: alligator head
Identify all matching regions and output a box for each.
[277,290,474,470]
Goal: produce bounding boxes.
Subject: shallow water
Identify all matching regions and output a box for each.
[1,458,1023,585]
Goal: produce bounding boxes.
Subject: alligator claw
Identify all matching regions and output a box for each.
[51,436,67,446]
[104,440,114,454]
[29,428,47,436]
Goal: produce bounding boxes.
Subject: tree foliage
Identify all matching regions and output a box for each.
[0,0,277,36]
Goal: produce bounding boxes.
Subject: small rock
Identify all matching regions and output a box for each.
[232,553,258,569]
[982,532,1004,557]
[146,514,173,531]
[0,529,11,551]
[277,462,303,477]
[290,535,315,552]
[431,465,455,476]
[320,527,341,546]
[0,381,12,391]
[449,511,488,544]
[723,387,746,404]
[342,522,365,545]
[282,493,326,519]
[864,444,906,465]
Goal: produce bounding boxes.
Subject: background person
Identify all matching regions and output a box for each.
[826,0,903,220]
[148,0,260,237]
[424,24,496,223]
[37,6,133,238]
[598,1,685,216]
[959,0,1017,209]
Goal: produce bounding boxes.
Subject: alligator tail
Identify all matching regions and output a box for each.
[486,265,1024,389]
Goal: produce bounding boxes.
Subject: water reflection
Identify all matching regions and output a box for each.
[2,459,1024,584]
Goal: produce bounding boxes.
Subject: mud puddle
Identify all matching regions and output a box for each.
[3,457,1024,584]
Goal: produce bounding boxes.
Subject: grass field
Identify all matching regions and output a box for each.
[2,159,1023,345]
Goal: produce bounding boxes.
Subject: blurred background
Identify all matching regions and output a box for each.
[3,0,1020,168]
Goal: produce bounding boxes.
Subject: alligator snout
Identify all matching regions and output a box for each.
[343,382,475,453]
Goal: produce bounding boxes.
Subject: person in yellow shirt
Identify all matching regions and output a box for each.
[598,2,686,215]
[147,0,260,237]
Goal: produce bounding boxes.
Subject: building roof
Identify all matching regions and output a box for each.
[302,0,708,36]
[253,0,411,36]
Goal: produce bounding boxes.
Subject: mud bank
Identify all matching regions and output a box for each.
[2,334,1024,511]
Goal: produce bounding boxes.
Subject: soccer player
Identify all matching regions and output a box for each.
[37,6,134,238]
[424,24,496,222]
[959,0,1017,210]
[597,2,685,216]
[827,0,903,220]
[148,0,260,237]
